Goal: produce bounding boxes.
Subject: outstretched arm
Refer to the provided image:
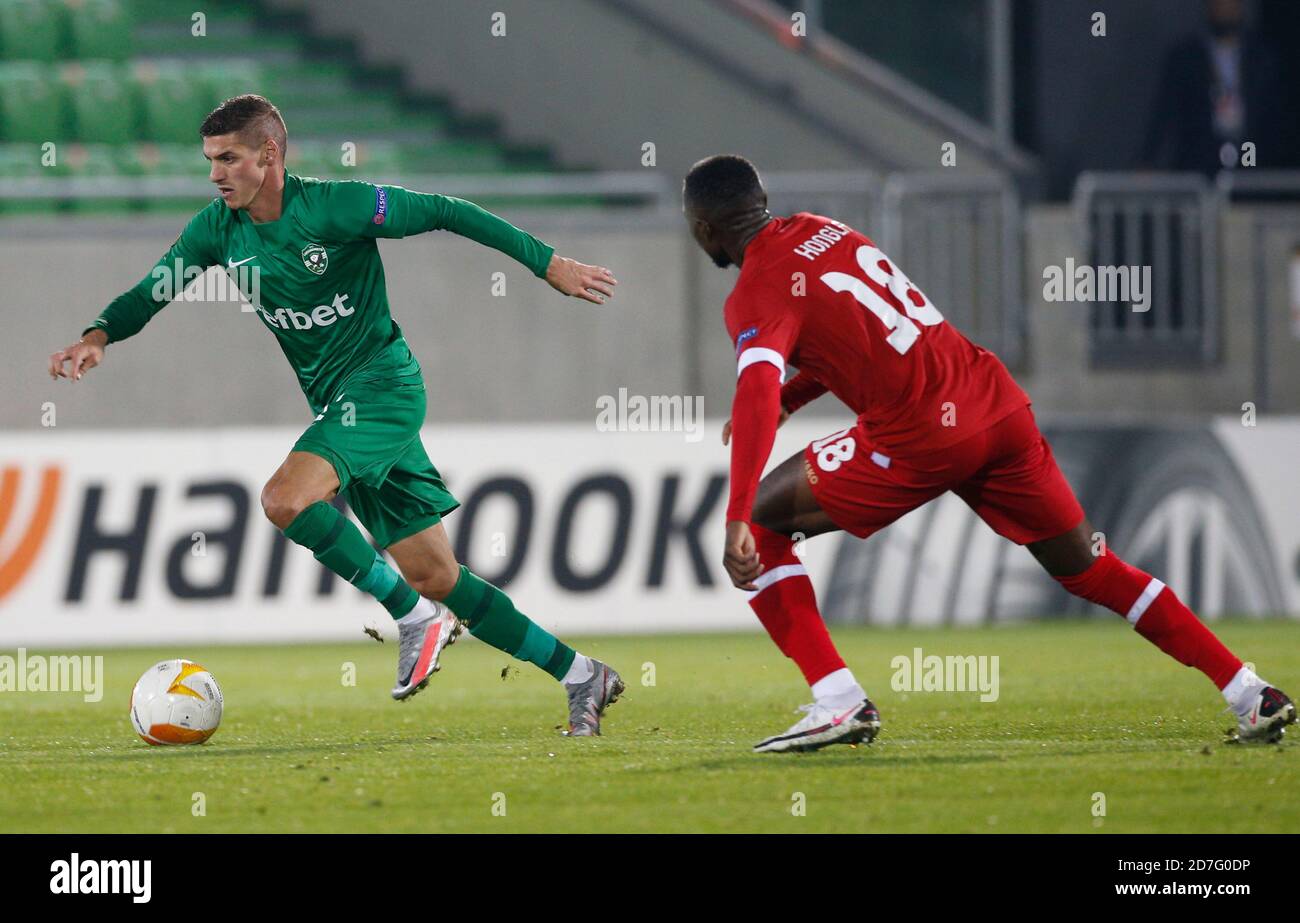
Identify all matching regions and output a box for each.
[341,184,617,303]
[51,207,219,381]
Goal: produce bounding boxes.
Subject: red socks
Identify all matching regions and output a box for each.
[1054,550,1242,689]
[747,524,845,686]
[745,529,1240,693]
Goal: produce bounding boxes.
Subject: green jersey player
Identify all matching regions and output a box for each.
[48,95,624,736]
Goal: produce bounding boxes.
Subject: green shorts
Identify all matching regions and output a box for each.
[292,337,459,548]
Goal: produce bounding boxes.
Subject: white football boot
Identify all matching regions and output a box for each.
[753,697,881,753]
[1228,685,1296,744]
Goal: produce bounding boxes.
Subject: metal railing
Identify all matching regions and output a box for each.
[881,172,1025,366]
[763,170,880,240]
[1215,169,1300,200]
[764,171,1026,365]
[1073,172,1219,366]
[1216,171,1300,412]
[0,171,674,207]
[4,168,1029,364]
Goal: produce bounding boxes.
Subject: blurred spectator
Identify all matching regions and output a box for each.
[1142,0,1286,174]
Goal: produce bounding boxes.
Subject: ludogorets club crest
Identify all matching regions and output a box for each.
[301,243,328,275]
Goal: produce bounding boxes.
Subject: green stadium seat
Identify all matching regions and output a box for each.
[273,63,354,106]
[133,60,211,142]
[115,143,213,213]
[291,101,406,138]
[128,0,220,19]
[0,62,69,142]
[118,142,207,176]
[0,142,42,178]
[287,140,407,180]
[0,0,66,61]
[407,142,508,174]
[0,143,42,215]
[351,141,405,181]
[285,140,337,179]
[61,61,138,143]
[66,0,132,61]
[47,141,119,176]
[38,141,135,215]
[192,59,272,109]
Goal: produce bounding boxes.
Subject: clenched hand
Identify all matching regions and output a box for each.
[723,519,763,591]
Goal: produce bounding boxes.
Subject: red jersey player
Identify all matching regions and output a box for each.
[684,154,1295,753]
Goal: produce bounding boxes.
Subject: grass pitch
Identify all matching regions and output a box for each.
[1,621,1296,833]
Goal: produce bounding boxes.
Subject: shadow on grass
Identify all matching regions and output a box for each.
[623,736,1212,775]
[84,735,451,761]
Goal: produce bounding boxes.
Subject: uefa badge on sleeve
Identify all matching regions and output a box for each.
[302,243,329,275]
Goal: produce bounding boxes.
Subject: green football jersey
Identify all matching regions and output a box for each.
[86,171,554,414]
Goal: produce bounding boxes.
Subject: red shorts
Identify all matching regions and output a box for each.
[803,406,1084,545]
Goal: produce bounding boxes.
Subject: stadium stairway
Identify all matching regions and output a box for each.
[264,0,1038,184]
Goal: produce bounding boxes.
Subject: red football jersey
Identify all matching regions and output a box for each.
[725,212,1029,457]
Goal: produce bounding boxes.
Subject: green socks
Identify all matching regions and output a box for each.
[442,565,576,680]
[283,501,420,620]
[283,503,577,679]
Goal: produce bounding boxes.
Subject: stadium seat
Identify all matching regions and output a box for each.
[351,141,405,180]
[290,99,408,138]
[48,141,120,177]
[62,61,139,144]
[134,60,213,142]
[118,142,213,213]
[61,143,135,214]
[0,62,70,142]
[410,142,509,174]
[118,142,206,176]
[0,0,66,61]
[0,143,42,215]
[285,141,338,179]
[289,140,407,181]
[0,141,41,178]
[66,0,132,61]
[192,60,273,108]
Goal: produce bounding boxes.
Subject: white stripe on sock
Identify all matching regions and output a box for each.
[1125,577,1165,625]
[749,563,808,594]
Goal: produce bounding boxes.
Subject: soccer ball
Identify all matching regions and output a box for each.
[129,659,223,745]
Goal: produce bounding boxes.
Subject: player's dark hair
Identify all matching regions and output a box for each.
[684,154,766,219]
[200,94,288,155]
